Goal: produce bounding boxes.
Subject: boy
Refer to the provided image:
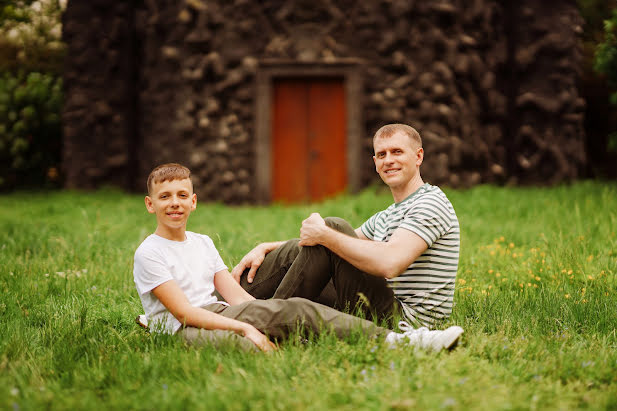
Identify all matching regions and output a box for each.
[133,163,463,352]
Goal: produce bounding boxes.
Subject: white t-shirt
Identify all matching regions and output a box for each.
[133,231,228,334]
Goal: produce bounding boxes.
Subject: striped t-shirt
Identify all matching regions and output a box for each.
[360,183,460,327]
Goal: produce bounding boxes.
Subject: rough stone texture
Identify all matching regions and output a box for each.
[62,0,586,202]
[506,0,586,184]
[62,0,137,189]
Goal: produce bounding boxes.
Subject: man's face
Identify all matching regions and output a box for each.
[145,178,196,234]
[373,132,423,189]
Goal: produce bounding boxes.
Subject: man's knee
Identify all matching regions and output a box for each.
[324,217,355,236]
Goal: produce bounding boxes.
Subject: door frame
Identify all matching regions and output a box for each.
[254,59,363,203]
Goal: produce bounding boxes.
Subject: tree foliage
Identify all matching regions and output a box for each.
[594,8,617,151]
[595,10,617,101]
[0,0,65,189]
[0,0,66,72]
[0,71,62,189]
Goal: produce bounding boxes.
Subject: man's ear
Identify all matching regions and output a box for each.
[373,155,377,172]
[416,147,424,167]
[191,193,197,210]
[145,196,155,214]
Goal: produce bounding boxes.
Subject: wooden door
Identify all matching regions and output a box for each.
[272,77,347,203]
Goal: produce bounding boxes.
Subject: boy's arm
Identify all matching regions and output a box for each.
[152,280,275,351]
[230,241,286,283]
[213,269,256,305]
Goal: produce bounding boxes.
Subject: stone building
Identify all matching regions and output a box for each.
[62,0,585,203]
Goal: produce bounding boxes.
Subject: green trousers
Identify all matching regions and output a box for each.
[179,297,390,351]
[240,217,401,322]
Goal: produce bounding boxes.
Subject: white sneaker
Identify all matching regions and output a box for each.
[135,314,148,329]
[385,321,464,351]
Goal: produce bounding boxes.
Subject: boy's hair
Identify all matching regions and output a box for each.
[147,163,192,195]
[373,123,422,147]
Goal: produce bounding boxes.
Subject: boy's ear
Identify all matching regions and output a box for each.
[191,193,197,210]
[145,196,155,214]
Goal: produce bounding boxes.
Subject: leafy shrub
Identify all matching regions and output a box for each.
[0,0,65,73]
[0,71,62,189]
[594,8,617,152]
[0,0,65,188]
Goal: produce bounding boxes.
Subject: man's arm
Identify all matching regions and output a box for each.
[300,213,428,279]
[230,241,286,283]
[354,227,368,240]
[152,280,276,351]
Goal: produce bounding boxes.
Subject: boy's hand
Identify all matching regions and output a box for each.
[231,244,267,284]
[243,325,277,352]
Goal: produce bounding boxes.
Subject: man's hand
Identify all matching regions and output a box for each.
[231,244,267,283]
[242,324,277,352]
[299,213,328,246]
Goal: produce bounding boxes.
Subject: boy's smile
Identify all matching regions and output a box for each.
[145,178,197,241]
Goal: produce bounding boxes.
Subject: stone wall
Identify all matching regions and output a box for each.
[62,0,585,202]
[62,0,138,189]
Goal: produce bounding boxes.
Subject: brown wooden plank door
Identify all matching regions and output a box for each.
[272,77,347,203]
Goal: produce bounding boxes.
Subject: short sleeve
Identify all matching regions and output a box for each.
[202,235,227,273]
[133,248,174,295]
[360,211,380,240]
[398,198,452,247]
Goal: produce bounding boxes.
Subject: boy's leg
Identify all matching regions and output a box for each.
[178,327,258,352]
[204,298,390,341]
[272,217,399,321]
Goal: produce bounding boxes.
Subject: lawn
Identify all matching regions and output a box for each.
[1,181,616,410]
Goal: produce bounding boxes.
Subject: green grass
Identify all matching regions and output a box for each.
[1,181,617,410]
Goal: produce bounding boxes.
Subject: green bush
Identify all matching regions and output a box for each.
[594,8,617,152]
[0,70,62,189]
[0,1,65,189]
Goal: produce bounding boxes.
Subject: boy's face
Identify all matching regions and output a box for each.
[145,178,196,238]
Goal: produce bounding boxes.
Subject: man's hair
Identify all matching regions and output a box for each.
[147,163,192,195]
[373,123,422,147]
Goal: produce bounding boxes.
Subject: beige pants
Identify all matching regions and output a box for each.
[178,297,389,351]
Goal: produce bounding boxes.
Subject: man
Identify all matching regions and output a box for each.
[232,124,460,328]
[133,162,463,353]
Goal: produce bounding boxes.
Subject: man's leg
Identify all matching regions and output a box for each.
[239,238,301,299]
[239,238,337,306]
[272,217,400,322]
[204,298,390,341]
